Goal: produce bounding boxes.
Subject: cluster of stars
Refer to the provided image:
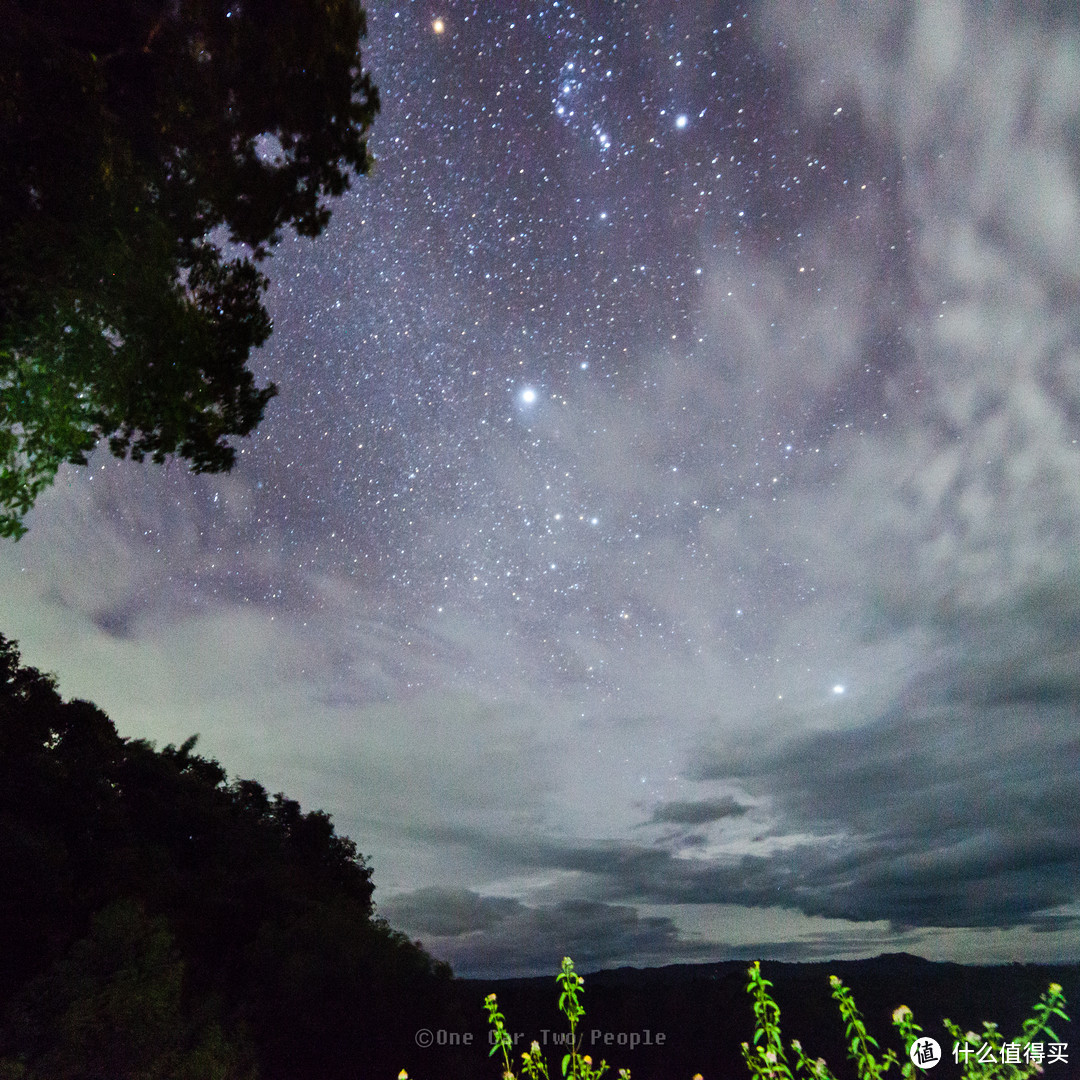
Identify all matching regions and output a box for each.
[123,0,898,699]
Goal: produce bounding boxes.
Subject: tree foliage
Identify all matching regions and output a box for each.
[0,900,256,1080]
[0,634,452,1079]
[0,0,379,537]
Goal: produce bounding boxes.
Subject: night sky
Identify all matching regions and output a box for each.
[3,0,1080,978]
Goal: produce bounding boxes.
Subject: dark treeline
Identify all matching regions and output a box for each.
[0,634,464,1079]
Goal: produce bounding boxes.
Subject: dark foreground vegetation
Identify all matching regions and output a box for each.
[458,957,1073,1080]
[1,632,1075,1079]
[0,634,456,1079]
[0,0,378,538]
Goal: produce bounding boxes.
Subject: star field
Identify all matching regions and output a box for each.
[247,0,891,687]
[2,0,1079,977]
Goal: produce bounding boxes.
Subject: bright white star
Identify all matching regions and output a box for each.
[675,114,689,129]
[519,387,537,405]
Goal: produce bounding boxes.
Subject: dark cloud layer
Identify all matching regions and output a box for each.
[648,797,748,826]
[378,889,700,977]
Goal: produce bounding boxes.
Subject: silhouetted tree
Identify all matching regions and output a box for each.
[0,899,257,1079]
[0,0,379,537]
[0,634,452,1078]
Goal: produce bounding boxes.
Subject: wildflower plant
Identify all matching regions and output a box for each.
[940,982,1069,1080]
[406,955,1069,1080]
[742,960,797,1080]
[556,956,590,1080]
[484,991,517,1080]
[521,1039,551,1080]
[828,973,901,1079]
[741,960,1070,1080]
[482,958,630,1080]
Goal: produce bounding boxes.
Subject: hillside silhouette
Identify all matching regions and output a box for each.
[0,633,456,1079]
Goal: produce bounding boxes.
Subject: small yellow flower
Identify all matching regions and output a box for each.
[398,1072,409,1080]
[693,1073,704,1080]
[583,1055,593,1065]
[892,1005,912,1022]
